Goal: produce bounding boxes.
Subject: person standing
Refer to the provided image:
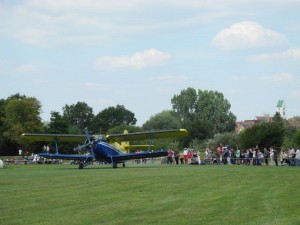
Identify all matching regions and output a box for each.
[295,148,300,166]
[46,145,50,154]
[183,148,188,164]
[257,150,263,166]
[179,151,184,164]
[252,148,257,165]
[280,148,286,165]
[167,149,174,164]
[249,148,253,165]
[273,148,278,166]
[235,148,241,165]
[197,150,201,165]
[264,148,269,166]
[216,147,221,165]
[174,148,179,165]
[288,147,296,166]
[187,150,192,164]
[270,148,274,166]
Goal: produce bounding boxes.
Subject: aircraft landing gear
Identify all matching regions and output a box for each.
[113,162,117,168]
[123,163,125,168]
[78,160,91,169]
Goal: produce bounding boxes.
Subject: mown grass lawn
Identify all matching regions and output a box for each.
[0,163,299,225]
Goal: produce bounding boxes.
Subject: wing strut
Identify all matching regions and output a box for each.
[147,134,155,152]
[54,137,59,154]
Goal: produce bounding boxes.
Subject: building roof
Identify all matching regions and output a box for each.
[277,100,285,108]
[255,116,272,122]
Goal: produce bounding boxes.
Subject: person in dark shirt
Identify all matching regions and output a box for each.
[174,148,179,165]
[273,147,278,166]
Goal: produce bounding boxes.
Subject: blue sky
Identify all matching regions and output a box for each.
[1,0,299,126]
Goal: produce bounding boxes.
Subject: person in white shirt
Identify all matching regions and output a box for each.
[270,148,274,166]
[288,147,296,166]
[183,148,188,164]
[295,148,300,166]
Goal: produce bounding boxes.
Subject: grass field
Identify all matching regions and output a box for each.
[1,163,299,225]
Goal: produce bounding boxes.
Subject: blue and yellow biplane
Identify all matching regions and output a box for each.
[22,129,188,169]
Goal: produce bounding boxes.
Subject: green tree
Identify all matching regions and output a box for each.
[272,112,285,127]
[142,110,181,131]
[171,87,197,121]
[92,105,137,133]
[171,88,236,136]
[239,122,285,149]
[195,90,236,133]
[47,111,69,134]
[44,111,82,154]
[0,98,6,146]
[0,94,29,155]
[201,132,240,150]
[63,102,94,130]
[292,130,300,147]
[107,124,142,135]
[0,98,12,155]
[182,117,214,146]
[2,96,43,152]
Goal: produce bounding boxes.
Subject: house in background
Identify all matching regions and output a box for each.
[236,99,300,133]
[235,120,256,133]
[236,100,285,133]
[276,100,286,119]
[235,116,272,133]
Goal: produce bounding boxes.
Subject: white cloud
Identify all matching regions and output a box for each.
[156,75,189,81]
[292,90,300,97]
[251,48,300,62]
[156,75,176,81]
[259,72,294,82]
[95,49,170,70]
[27,0,139,12]
[223,88,240,95]
[15,27,56,47]
[1,1,298,48]
[16,64,38,73]
[231,75,246,81]
[212,21,287,50]
[85,82,103,87]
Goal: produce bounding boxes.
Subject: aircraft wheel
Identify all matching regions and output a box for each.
[113,162,117,168]
[123,163,125,168]
[79,163,84,169]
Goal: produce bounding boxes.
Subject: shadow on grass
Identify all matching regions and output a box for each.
[42,163,173,170]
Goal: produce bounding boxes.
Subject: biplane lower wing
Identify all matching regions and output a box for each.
[112,150,168,162]
[38,153,93,161]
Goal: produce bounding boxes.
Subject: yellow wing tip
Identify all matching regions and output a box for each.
[179,129,189,136]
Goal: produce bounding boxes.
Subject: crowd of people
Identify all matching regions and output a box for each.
[164,144,300,166]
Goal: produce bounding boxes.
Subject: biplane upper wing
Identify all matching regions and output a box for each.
[124,145,155,150]
[107,129,188,142]
[112,150,168,162]
[22,133,88,142]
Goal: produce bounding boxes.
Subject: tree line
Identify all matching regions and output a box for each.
[1,88,299,156]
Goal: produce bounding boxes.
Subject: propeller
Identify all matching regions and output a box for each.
[73,128,94,152]
[84,127,91,143]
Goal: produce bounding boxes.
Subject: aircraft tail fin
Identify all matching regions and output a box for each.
[112,130,153,153]
[121,130,130,153]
